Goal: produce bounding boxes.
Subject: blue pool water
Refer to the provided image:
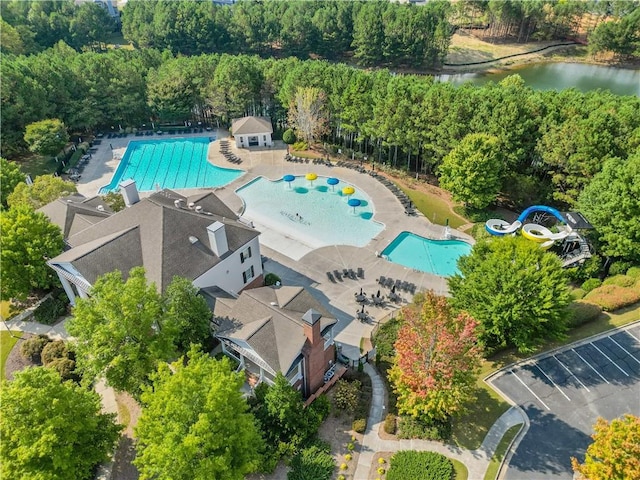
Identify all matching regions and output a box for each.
[100,138,242,192]
[236,176,384,249]
[382,231,472,277]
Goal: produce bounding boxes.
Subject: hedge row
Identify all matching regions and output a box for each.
[566,301,603,328]
[387,451,453,480]
[583,284,640,312]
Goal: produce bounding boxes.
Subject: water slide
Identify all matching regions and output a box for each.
[485,206,572,247]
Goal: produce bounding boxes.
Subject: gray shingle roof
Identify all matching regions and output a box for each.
[38,194,112,240]
[231,116,273,136]
[49,189,260,292]
[215,286,337,375]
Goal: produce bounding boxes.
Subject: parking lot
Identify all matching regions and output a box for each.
[490,323,640,480]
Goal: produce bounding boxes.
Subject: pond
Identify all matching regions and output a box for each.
[437,62,640,96]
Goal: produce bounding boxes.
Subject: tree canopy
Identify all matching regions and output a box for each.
[448,236,571,353]
[67,267,176,396]
[288,87,329,145]
[23,118,69,157]
[0,157,25,209]
[163,276,212,351]
[7,174,77,210]
[0,366,122,480]
[389,291,481,422]
[0,205,64,301]
[134,347,263,480]
[578,152,640,263]
[572,414,640,480]
[438,133,505,210]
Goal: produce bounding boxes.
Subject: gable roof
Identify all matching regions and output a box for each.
[231,116,273,136]
[38,194,113,240]
[49,189,260,292]
[215,286,337,375]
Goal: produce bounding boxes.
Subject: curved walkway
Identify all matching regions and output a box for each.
[354,363,526,480]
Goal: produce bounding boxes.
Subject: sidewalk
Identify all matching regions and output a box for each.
[1,316,73,340]
[353,363,525,480]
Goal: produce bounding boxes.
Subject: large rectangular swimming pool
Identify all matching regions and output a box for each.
[100,138,242,192]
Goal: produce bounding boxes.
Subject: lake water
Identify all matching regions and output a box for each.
[438,62,639,96]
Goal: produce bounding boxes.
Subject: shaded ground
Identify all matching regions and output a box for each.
[111,391,142,480]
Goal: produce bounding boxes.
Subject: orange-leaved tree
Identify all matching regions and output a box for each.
[572,414,640,480]
[389,291,481,423]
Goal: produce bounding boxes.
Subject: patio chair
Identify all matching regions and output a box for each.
[333,270,343,281]
[326,271,336,283]
[348,269,357,280]
[385,278,394,288]
[377,276,386,286]
[357,267,364,279]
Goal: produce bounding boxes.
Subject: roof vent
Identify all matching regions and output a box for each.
[189,236,199,244]
[188,202,195,209]
[195,205,203,213]
[174,199,183,209]
[270,302,277,306]
[96,205,105,212]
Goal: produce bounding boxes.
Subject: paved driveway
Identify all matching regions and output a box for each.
[489,323,640,480]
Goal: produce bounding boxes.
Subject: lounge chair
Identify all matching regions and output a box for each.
[378,276,386,285]
[357,267,364,279]
[326,271,336,283]
[343,268,349,277]
[395,279,402,290]
[401,281,410,292]
[348,269,357,280]
[385,278,394,288]
[334,270,343,281]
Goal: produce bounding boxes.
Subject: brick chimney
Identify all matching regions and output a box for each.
[301,309,325,395]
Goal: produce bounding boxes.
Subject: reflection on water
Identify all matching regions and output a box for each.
[437,62,639,96]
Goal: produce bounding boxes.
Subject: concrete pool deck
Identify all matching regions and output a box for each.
[75,131,474,361]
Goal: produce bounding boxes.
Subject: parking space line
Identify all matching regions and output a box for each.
[608,337,640,365]
[591,342,629,376]
[553,354,589,392]
[625,330,640,343]
[510,369,550,411]
[572,348,610,384]
[535,364,571,401]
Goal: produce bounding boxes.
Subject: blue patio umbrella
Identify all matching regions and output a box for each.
[283,174,295,189]
[348,198,361,213]
[327,177,339,191]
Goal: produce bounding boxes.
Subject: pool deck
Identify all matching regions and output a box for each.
[75,131,473,361]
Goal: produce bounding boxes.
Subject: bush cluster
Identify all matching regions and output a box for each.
[292,141,308,151]
[584,284,640,311]
[566,301,603,328]
[34,290,69,325]
[333,379,361,413]
[581,278,602,293]
[384,414,397,435]
[352,418,366,433]
[20,334,52,363]
[264,273,281,286]
[397,416,451,441]
[603,275,636,288]
[386,451,453,480]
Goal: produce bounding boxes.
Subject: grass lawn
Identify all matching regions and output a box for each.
[1,331,22,380]
[15,153,59,178]
[451,457,469,480]
[397,184,468,228]
[452,302,640,449]
[1,301,13,320]
[483,424,522,480]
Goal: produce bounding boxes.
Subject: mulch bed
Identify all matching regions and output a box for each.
[4,333,38,380]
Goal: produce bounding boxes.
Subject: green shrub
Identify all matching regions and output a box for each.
[292,141,308,151]
[609,261,632,276]
[20,334,52,363]
[47,357,76,381]
[34,291,69,325]
[387,451,453,480]
[333,379,361,413]
[310,394,331,421]
[397,416,451,441]
[603,275,636,288]
[570,288,586,300]
[372,317,401,360]
[581,278,602,293]
[626,267,640,279]
[384,414,397,435]
[584,285,640,311]
[264,273,281,286]
[283,129,296,145]
[102,191,125,212]
[567,301,603,328]
[41,340,68,366]
[566,254,603,283]
[352,418,366,433]
[287,444,335,480]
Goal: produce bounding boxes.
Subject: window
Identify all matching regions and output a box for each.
[242,265,255,284]
[240,246,252,263]
[263,135,267,142]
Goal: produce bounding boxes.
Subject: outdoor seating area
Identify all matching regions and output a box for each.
[376,275,416,303]
[219,139,243,164]
[326,267,364,283]
[284,154,333,166]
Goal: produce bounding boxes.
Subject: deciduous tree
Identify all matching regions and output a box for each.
[0,205,64,301]
[67,267,176,397]
[578,152,640,263]
[389,291,481,423]
[0,367,121,480]
[134,347,263,480]
[7,174,76,209]
[572,414,640,480]
[23,118,69,157]
[448,236,570,353]
[0,157,25,209]
[438,133,505,210]
[288,86,329,145]
[163,276,212,351]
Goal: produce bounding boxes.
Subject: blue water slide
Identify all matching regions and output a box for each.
[516,205,565,224]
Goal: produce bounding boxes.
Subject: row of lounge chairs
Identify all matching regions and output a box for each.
[219,140,243,164]
[374,176,417,216]
[376,276,416,294]
[326,267,364,283]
